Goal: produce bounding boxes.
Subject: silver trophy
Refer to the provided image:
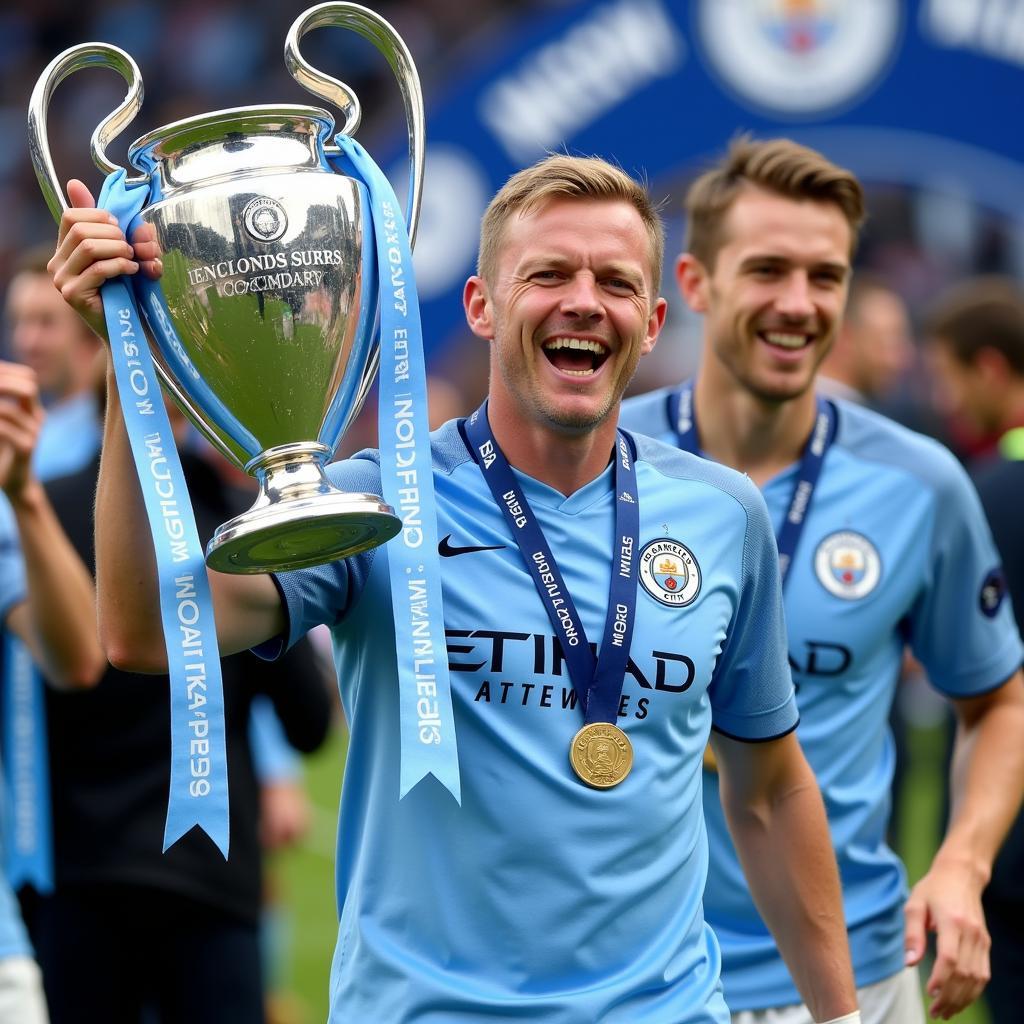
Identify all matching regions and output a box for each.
[27,3,424,572]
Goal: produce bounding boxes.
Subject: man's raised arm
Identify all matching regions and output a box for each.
[50,179,286,670]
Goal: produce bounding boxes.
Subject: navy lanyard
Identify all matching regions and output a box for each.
[462,403,639,724]
[668,382,836,584]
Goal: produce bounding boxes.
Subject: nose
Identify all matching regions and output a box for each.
[559,273,603,321]
[776,272,815,320]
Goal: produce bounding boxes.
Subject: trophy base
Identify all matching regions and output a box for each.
[206,492,401,574]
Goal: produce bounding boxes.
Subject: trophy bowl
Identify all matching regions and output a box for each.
[28,3,425,573]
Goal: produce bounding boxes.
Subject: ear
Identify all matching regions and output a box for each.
[976,346,1012,386]
[463,276,494,340]
[640,295,669,357]
[676,253,710,314]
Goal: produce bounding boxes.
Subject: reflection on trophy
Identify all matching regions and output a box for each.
[27,2,424,573]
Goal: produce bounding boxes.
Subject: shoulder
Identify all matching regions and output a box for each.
[630,430,770,526]
[831,399,969,500]
[326,419,474,491]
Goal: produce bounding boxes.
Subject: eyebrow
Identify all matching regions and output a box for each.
[520,254,647,284]
[739,254,850,277]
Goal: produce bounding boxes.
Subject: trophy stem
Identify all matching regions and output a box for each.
[206,443,400,574]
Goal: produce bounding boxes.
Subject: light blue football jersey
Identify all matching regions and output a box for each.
[620,387,1024,1010]
[259,419,797,1024]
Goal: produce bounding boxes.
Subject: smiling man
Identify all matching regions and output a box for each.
[52,155,856,1023]
[621,137,1024,1024]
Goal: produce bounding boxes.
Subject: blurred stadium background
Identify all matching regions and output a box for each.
[5,1,1023,1020]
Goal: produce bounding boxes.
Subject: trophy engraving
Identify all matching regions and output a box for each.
[28,2,425,573]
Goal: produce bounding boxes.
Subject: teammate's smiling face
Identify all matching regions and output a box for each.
[464,197,665,434]
[679,186,852,403]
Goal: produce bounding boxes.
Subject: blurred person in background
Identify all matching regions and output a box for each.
[925,277,1024,1024]
[0,357,107,1023]
[12,364,333,1024]
[621,136,1024,1024]
[818,272,913,407]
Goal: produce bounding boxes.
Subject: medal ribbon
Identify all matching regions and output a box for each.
[668,382,836,583]
[463,403,639,724]
[96,169,230,856]
[1,634,53,891]
[327,136,460,804]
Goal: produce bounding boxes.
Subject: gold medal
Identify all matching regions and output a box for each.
[702,743,719,773]
[570,722,633,788]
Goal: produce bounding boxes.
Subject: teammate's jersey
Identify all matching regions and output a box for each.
[620,387,1024,1009]
[259,418,797,1024]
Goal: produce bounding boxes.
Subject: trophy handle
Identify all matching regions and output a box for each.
[28,43,144,224]
[284,2,425,245]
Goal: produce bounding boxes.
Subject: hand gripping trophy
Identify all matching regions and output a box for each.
[28,2,425,573]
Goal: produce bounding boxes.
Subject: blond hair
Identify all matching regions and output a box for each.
[478,155,665,293]
[685,136,865,267]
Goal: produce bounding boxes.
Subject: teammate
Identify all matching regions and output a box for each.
[51,156,859,1023]
[620,138,1024,1024]
[924,277,1024,1024]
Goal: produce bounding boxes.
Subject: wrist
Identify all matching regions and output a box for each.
[818,1012,861,1024]
[6,478,45,513]
[931,845,991,889]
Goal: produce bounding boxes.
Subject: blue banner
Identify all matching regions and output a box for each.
[383,0,1024,356]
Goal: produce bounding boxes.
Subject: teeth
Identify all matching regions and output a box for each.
[764,332,808,350]
[542,337,605,355]
[563,368,594,376]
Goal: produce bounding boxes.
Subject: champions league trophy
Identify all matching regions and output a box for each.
[27,3,424,573]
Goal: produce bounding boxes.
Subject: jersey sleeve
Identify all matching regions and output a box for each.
[251,454,383,661]
[0,500,26,626]
[909,453,1023,696]
[708,485,798,740]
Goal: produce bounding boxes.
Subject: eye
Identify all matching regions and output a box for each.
[604,277,637,294]
[530,269,563,283]
[812,269,845,287]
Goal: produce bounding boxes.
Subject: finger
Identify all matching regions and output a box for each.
[52,222,132,281]
[130,238,161,262]
[903,897,927,966]
[926,918,962,1010]
[56,206,117,248]
[139,258,164,280]
[67,178,97,209]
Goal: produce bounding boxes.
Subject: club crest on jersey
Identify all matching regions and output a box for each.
[639,539,701,607]
[979,567,1008,618]
[814,531,881,600]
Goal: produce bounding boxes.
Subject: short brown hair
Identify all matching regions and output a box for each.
[925,277,1024,375]
[685,136,865,267]
[478,155,665,294]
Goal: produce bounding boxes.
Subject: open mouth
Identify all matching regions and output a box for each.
[541,337,611,377]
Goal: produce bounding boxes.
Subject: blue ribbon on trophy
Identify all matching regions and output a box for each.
[98,170,232,857]
[330,136,460,802]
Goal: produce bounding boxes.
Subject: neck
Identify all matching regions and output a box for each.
[486,393,617,496]
[693,359,818,487]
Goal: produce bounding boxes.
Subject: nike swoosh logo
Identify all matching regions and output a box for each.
[438,534,507,557]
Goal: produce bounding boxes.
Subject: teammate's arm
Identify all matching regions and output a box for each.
[904,669,1024,1020]
[713,729,858,1024]
[0,361,105,688]
[51,180,286,671]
